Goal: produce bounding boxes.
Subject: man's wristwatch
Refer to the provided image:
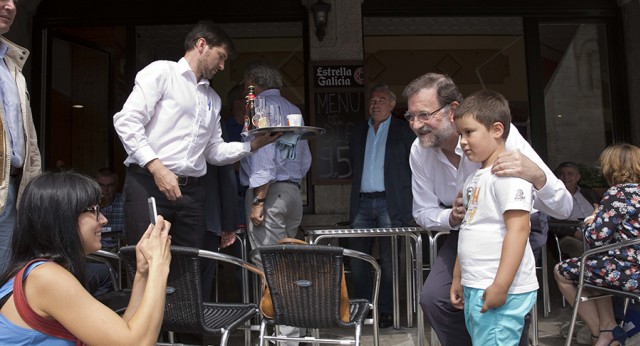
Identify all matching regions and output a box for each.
[252,197,266,205]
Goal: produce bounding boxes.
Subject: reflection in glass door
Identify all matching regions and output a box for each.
[539,23,613,170]
[49,37,110,174]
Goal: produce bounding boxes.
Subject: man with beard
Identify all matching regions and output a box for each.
[403,73,572,346]
[114,20,278,249]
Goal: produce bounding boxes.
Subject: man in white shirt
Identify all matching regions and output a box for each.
[403,73,572,346]
[113,21,278,248]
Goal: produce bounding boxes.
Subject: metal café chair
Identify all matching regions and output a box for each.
[119,245,263,346]
[564,237,640,346]
[87,249,131,315]
[252,243,381,346]
[548,218,585,310]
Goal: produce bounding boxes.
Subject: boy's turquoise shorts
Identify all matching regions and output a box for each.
[463,287,537,346]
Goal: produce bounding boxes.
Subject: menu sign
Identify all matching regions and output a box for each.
[310,61,366,184]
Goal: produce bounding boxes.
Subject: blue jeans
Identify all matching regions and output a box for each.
[0,176,17,274]
[348,197,393,314]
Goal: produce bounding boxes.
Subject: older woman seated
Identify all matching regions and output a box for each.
[555,143,640,346]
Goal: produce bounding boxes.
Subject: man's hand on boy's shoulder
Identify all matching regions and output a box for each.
[492,150,546,190]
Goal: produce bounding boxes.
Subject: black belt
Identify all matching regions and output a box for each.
[360,191,385,199]
[128,164,201,186]
[9,166,22,177]
[276,180,301,188]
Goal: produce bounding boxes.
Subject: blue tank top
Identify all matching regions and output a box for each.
[0,261,75,346]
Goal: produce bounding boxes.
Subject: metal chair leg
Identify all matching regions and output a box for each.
[565,284,584,346]
[531,302,539,346]
[542,246,551,317]
[553,234,567,308]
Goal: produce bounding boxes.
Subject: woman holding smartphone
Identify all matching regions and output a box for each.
[0,171,172,345]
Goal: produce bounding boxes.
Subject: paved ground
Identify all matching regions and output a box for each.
[211,245,640,346]
[215,259,576,345]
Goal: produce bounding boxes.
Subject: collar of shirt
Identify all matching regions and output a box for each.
[257,89,281,97]
[177,57,210,87]
[360,115,391,193]
[367,114,391,129]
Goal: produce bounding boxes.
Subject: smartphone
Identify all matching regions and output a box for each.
[148,197,158,225]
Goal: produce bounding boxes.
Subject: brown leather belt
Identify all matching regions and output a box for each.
[128,164,201,186]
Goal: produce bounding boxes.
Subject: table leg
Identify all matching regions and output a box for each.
[414,232,424,346]
[405,236,414,328]
[392,235,400,329]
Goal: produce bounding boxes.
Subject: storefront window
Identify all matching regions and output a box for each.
[539,23,613,172]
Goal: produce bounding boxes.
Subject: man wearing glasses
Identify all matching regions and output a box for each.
[403,73,572,346]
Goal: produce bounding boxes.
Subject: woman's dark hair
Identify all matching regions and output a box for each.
[0,171,101,287]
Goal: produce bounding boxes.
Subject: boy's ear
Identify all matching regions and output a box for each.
[491,122,504,138]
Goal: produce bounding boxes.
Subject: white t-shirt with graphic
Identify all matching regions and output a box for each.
[459,167,539,294]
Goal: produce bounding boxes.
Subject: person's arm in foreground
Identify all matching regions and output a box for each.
[450,256,464,310]
[493,150,572,219]
[29,217,171,346]
[481,209,530,312]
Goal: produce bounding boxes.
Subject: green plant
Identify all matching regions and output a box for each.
[577,163,608,188]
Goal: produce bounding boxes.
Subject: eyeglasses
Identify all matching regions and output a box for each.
[83,204,101,221]
[404,104,449,123]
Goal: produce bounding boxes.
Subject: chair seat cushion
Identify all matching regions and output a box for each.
[201,303,259,334]
[343,299,370,326]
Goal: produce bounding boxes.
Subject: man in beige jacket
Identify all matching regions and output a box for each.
[0,0,42,273]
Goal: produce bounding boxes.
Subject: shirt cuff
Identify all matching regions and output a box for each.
[243,141,252,153]
[133,145,157,167]
[533,180,555,201]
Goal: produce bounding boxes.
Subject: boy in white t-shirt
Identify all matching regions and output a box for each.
[450,90,538,345]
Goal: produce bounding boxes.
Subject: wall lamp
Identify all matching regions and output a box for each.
[311,0,331,41]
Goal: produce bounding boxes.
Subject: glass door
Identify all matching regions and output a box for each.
[47,35,112,174]
[536,22,614,172]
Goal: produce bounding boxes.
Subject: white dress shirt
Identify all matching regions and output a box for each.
[570,186,597,219]
[411,123,572,230]
[113,58,252,177]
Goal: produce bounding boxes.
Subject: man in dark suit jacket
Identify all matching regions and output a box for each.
[201,120,239,302]
[348,83,416,328]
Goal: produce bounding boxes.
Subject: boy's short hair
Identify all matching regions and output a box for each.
[453,89,511,139]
